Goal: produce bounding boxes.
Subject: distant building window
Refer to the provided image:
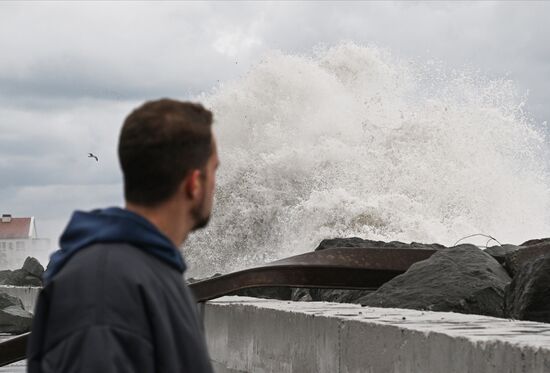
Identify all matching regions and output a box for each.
[0,242,4,249]
[8,242,13,249]
[16,241,24,249]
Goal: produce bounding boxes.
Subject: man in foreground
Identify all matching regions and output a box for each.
[27,99,218,373]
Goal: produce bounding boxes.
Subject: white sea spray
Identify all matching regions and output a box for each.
[184,42,550,277]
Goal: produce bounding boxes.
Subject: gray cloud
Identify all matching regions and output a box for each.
[1,2,549,117]
[0,2,262,102]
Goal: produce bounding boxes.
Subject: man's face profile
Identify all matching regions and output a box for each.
[191,135,219,231]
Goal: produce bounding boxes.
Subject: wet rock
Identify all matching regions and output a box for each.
[0,292,22,309]
[290,288,375,303]
[0,292,33,334]
[357,245,511,317]
[315,237,384,251]
[315,237,445,251]
[309,238,444,303]
[520,238,550,246]
[0,257,43,286]
[484,244,521,264]
[505,254,550,323]
[309,288,373,303]
[0,270,11,283]
[504,241,550,277]
[291,288,312,302]
[0,269,42,286]
[22,257,44,278]
[290,288,373,303]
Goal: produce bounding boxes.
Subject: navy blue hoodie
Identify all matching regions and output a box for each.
[43,207,186,284]
[27,207,214,373]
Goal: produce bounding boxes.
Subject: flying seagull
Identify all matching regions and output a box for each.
[88,153,99,162]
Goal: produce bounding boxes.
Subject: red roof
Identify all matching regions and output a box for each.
[0,218,31,239]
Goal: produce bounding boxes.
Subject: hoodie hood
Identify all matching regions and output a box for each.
[43,207,186,284]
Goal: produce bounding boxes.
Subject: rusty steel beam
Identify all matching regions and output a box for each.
[191,248,436,302]
[0,247,436,366]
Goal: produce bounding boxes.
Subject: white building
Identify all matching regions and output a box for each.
[0,214,50,269]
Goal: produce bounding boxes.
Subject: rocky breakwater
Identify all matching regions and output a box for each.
[308,237,550,322]
[242,237,550,323]
[355,243,511,317]
[502,239,550,323]
[0,257,44,287]
[0,292,33,334]
[0,257,44,334]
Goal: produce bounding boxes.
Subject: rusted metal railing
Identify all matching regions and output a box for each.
[0,247,435,366]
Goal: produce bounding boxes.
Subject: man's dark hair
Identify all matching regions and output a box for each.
[118,98,213,207]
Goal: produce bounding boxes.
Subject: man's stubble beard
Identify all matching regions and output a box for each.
[190,193,211,231]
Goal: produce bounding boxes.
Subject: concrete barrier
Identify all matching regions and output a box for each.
[2,290,550,372]
[0,286,40,313]
[204,296,550,373]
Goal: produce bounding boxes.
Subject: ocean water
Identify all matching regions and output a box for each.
[184,42,550,278]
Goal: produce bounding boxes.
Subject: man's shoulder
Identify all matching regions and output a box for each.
[34,244,167,358]
[72,242,157,267]
[55,243,177,286]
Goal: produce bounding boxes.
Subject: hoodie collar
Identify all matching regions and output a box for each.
[43,207,186,284]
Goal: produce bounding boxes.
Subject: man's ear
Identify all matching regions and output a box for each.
[184,169,202,199]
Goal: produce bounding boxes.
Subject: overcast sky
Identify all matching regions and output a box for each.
[1,1,549,248]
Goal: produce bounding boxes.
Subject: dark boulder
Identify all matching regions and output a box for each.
[520,238,550,246]
[22,256,44,278]
[0,292,22,309]
[315,237,445,251]
[484,244,520,264]
[0,257,44,286]
[0,270,11,283]
[505,254,550,323]
[357,245,511,317]
[0,292,33,334]
[309,288,373,303]
[290,288,376,303]
[291,288,313,302]
[315,237,386,251]
[504,241,550,277]
[309,238,444,303]
[0,269,42,286]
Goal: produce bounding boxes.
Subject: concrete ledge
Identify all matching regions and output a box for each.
[204,297,550,373]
